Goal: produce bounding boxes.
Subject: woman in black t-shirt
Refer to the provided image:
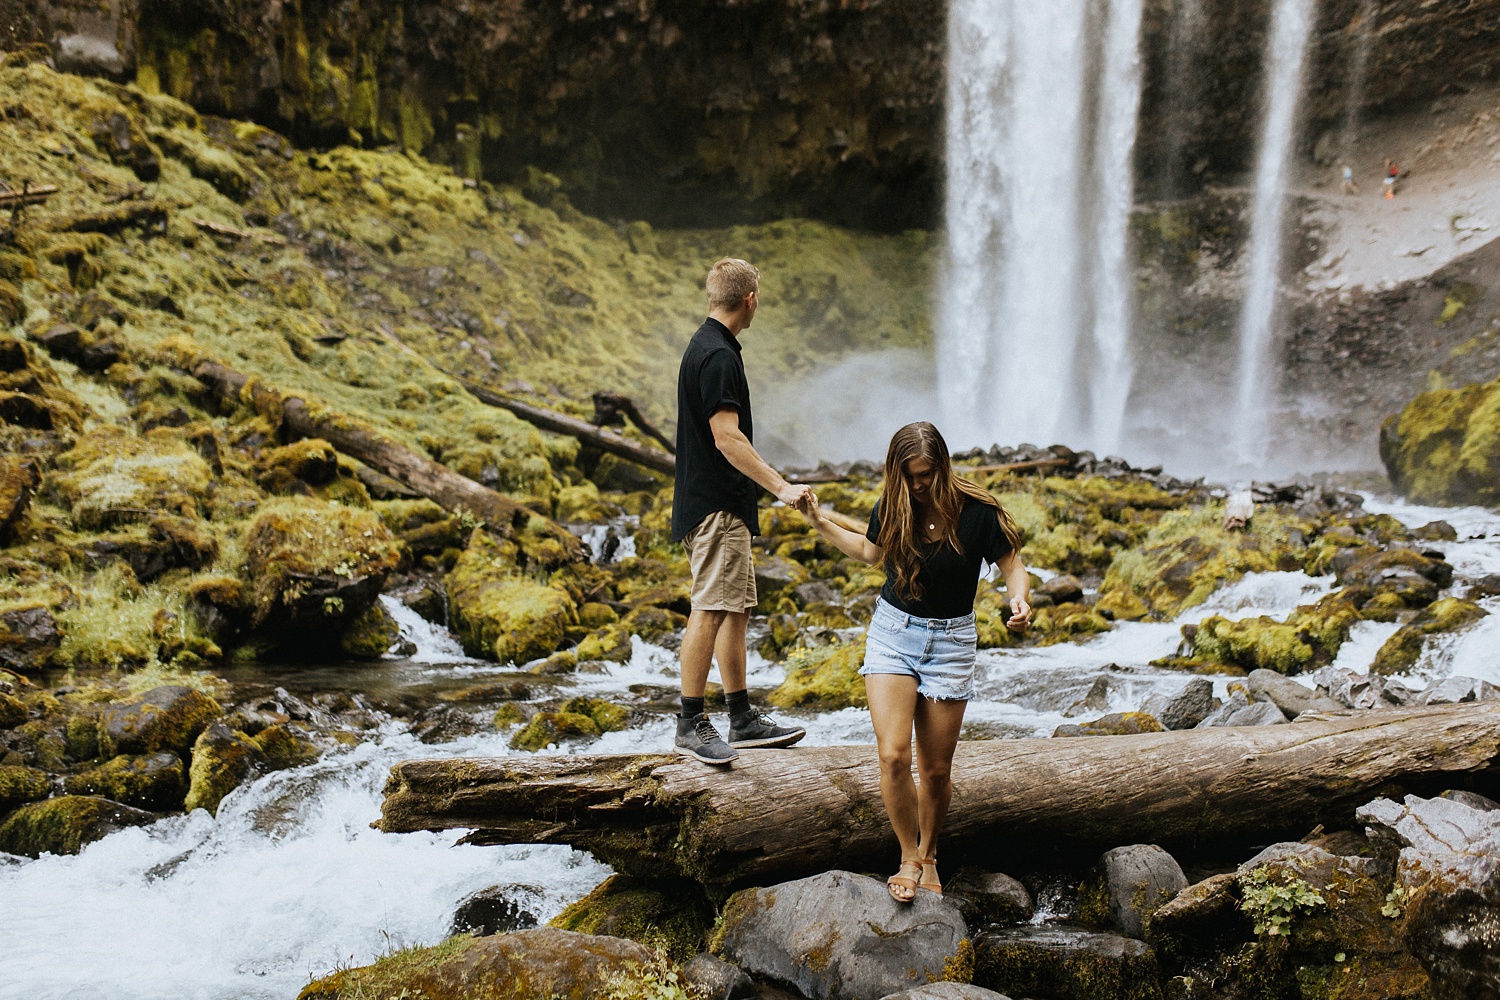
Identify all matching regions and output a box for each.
[797,421,1032,902]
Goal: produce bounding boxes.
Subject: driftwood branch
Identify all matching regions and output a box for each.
[592,392,674,455]
[0,183,57,210]
[191,218,288,246]
[190,360,581,557]
[453,375,676,476]
[379,704,1500,893]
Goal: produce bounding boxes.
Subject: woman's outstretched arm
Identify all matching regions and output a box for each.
[795,494,884,564]
[995,550,1033,631]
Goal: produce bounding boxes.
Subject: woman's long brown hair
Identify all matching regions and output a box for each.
[875,422,1022,602]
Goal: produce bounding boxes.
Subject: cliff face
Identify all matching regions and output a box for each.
[3,0,1497,229]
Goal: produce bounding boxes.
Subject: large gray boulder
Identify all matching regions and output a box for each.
[1313,666,1406,709]
[1357,794,1500,999]
[1415,675,1500,706]
[1141,677,1214,730]
[450,883,544,937]
[1245,669,1345,718]
[880,985,1013,1000]
[972,925,1158,1000]
[946,870,1034,926]
[1084,844,1189,939]
[1195,691,1288,728]
[714,870,968,1000]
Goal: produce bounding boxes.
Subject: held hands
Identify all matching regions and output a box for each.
[792,489,823,525]
[778,482,815,509]
[1006,595,1033,632]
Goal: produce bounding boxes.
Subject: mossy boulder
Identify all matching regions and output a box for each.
[446,532,577,665]
[63,752,185,811]
[508,710,606,752]
[577,601,619,628]
[1371,598,1488,675]
[1380,374,1500,506]
[0,764,50,815]
[51,426,214,530]
[338,600,401,660]
[573,623,632,663]
[185,720,316,814]
[1184,590,1365,675]
[767,638,867,710]
[0,689,25,728]
[1097,504,1308,620]
[98,685,222,757]
[0,794,156,856]
[241,497,401,638]
[0,603,63,674]
[256,438,340,490]
[972,925,1161,1000]
[296,928,654,1000]
[549,874,714,962]
[1334,548,1452,609]
[1033,602,1114,645]
[1054,712,1164,738]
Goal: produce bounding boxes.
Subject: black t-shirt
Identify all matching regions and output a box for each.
[671,318,761,541]
[866,496,1014,619]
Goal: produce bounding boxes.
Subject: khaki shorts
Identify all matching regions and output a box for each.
[683,511,757,613]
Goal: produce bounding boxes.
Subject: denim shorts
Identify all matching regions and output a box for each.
[860,597,978,701]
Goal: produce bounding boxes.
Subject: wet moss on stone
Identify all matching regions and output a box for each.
[549,873,714,963]
[767,637,867,711]
[1371,597,1488,675]
[1381,374,1500,506]
[446,532,577,665]
[0,763,51,815]
[63,751,185,811]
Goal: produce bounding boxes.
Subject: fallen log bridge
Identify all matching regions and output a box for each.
[379,703,1500,893]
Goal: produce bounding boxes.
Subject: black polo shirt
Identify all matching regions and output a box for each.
[866,497,1014,619]
[671,318,761,542]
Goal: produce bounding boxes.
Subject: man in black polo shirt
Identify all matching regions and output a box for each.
[672,258,809,765]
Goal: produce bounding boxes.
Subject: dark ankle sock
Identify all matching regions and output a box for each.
[679,696,705,720]
[725,689,751,718]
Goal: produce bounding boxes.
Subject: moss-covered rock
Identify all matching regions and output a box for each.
[63,752,185,811]
[1097,504,1308,620]
[0,794,156,856]
[573,623,632,664]
[1371,598,1489,675]
[296,928,655,1000]
[256,438,340,490]
[0,764,51,815]
[1184,590,1365,675]
[558,696,629,733]
[0,603,63,674]
[98,685,222,757]
[549,874,714,963]
[508,710,604,752]
[1032,602,1114,645]
[767,637,867,710]
[446,531,576,665]
[184,720,316,815]
[337,600,400,660]
[1380,374,1500,506]
[1054,712,1164,738]
[51,426,215,530]
[0,689,25,728]
[1334,548,1452,610]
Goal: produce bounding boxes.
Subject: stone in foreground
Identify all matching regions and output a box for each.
[1083,844,1189,939]
[972,925,1159,1000]
[714,870,968,1000]
[681,952,757,1000]
[881,985,1013,1000]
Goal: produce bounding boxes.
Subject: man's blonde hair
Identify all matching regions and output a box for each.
[706,258,760,310]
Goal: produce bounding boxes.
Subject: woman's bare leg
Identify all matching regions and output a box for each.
[913,695,969,880]
[866,674,921,897]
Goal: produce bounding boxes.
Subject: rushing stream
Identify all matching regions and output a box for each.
[6,499,1500,1000]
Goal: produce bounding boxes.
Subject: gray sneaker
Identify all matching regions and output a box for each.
[675,714,738,765]
[728,710,806,749]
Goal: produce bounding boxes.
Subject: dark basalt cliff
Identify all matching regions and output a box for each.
[4,0,1498,229]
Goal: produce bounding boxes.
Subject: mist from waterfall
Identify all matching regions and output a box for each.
[1232,0,1318,465]
[1159,0,1212,197]
[940,0,1144,456]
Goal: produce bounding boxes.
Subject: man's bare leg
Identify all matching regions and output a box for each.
[713,611,749,693]
[680,608,729,699]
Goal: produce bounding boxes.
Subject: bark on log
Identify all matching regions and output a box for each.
[379,703,1500,894]
[451,375,676,476]
[190,360,581,557]
[0,183,57,210]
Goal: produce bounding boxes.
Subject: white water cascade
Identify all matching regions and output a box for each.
[1232,0,1318,465]
[941,0,1146,454]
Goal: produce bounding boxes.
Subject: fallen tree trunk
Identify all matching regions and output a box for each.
[191,360,581,557]
[0,183,57,210]
[452,375,676,476]
[379,703,1500,893]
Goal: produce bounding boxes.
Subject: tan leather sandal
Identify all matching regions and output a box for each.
[887,859,922,903]
[918,858,942,895]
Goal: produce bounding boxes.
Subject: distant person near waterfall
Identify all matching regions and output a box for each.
[1384,159,1400,199]
[670,257,809,765]
[1341,164,1359,196]
[796,422,1033,902]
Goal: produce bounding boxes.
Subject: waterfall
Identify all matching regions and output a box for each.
[941,0,1146,454]
[1159,0,1211,197]
[1339,0,1378,157]
[1231,0,1318,465]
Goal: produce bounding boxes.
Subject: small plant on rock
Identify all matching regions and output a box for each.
[603,953,696,1000]
[1238,868,1326,939]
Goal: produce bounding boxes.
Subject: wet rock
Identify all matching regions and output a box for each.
[1313,666,1411,710]
[1381,374,1500,507]
[1245,669,1345,718]
[1238,842,1393,953]
[550,874,713,962]
[1038,573,1085,604]
[1415,675,1500,705]
[0,604,62,674]
[297,927,653,1000]
[0,455,38,544]
[450,883,543,937]
[946,869,1035,926]
[681,953,758,1000]
[1414,520,1458,541]
[1470,574,1500,599]
[713,870,967,1000]
[767,638,867,711]
[63,752,185,811]
[754,555,809,609]
[881,986,1013,1000]
[1195,691,1288,728]
[1054,711,1164,738]
[0,764,50,814]
[1373,598,1489,675]
[98,685,222,757]
[447,531,576,665]
[972,925,1158,1000]
[1080,844,1189,940]
[1144,871,1240,952]
[1140,677,1214,730]
[338,601,401,660]
[793,581,841,607]
[185,721,316,815]
[0,794,155,857]
[507,696,629,752]
[1334,548,1452,608]
[0,690,25,728]
[1063,676,1111,717]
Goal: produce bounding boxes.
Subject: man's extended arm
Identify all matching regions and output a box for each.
[709,407,811,507]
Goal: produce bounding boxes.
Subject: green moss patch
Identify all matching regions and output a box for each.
[1380,375,1500,506]
[549,874,714,963]
[767,638,867,710]
[446,532,576,665]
